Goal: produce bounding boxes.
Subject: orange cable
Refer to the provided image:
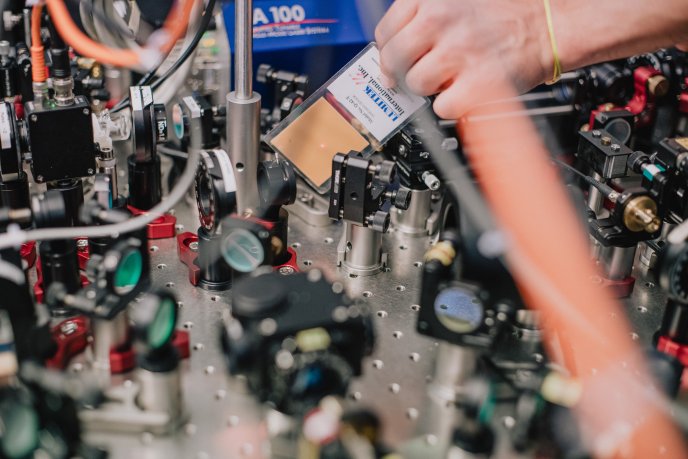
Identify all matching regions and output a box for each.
[45,0,194,69]
[30,4,46,83]
[458,81,687,458]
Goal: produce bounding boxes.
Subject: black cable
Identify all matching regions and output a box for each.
[552,158,616,197]
[111,0,216,113]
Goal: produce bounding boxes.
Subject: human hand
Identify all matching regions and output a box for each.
[375,0,555,119]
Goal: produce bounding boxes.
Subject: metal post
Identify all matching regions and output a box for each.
[227,0,262,215]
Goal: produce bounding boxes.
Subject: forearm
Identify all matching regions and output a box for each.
[553,0,688,72]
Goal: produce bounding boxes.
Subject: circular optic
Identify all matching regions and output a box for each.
[434,287,484,334]
[0,401,39,459]
[197,171,215,228]
[604,118,632,145]
[221,228,265,273]
[172,104,184,140]
[148,296,177,349]
[113,249,143,295]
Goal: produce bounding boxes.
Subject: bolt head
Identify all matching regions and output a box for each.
[189,241,199,252]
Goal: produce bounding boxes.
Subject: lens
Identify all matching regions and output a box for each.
[0,401,39,459]
[113,249,143,295]
[221,229,265,273]
[197,172,214,221]
[172,104,184,140]
[291,361,346,403]
[434,287,484,334]
[148,297,176,349]
[604,118,632,145]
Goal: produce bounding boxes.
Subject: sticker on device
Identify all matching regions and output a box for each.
[327,45,427,142]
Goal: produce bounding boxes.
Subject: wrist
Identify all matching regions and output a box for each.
[536,0,584,81]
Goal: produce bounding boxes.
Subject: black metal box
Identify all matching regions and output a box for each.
[25,96,96,182]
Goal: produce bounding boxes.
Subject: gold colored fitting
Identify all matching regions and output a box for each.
[271,236,283,257]
[647,74,669,97]
[424,241,456,266]
[623,195,661,233]
[91,64,103,79]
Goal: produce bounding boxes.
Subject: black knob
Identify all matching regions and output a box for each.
[375,161,396,184]
[369,210,390,233]
[393,188,412,210]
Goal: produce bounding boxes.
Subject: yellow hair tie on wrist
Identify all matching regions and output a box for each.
[543,0,562,85]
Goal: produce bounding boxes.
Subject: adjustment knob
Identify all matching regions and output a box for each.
[393,188,412,210]
[256,64,272,84]
[368,210,390,233]
[375,161,396,184]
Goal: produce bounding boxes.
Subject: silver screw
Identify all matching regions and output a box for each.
[83,108,90,116]
[610,144,621,152]
[36,175,43,182]
[30,114,37,122]
[189,241,199,252]
[87,168,94,174]
[278,266,295,275]
[592,130,602,138]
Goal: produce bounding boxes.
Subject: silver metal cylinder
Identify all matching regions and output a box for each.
[337,223,385,276]
[234,0,253,99]
[416,344,477,447]
[98,149,118,198]
[53,77,75,106]
[587,172,605,215]
[136,368,183,416]
[227,91,261,215]
[601,245,636,280]
[92,313,129,373]
[392,188,431,236]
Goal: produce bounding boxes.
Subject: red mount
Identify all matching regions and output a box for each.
[174,330,191,359]
[44,322,190,372]
[127,205,177,240]
[589,66,664,130]
[680,77,688,114]
[20,241,36,269]
[598,275,635,298]
[46,316,90,369]
[177,232,201,286]
[657,336,688,389]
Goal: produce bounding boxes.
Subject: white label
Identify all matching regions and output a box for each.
[327,45,428,142]
[0,104,10,150]
[131,88,143,111]
[183,96,201,118]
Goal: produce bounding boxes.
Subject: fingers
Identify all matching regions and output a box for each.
[375,0,418,49]
[433,76,485,120]
[378,21,435,86]
[404,46,458,96]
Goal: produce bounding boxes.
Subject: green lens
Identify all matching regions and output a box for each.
[1,403,39,458]
[114,250,143,295]
[172,104,184,140]
[221,229,265,273]
[148,297,176,349]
